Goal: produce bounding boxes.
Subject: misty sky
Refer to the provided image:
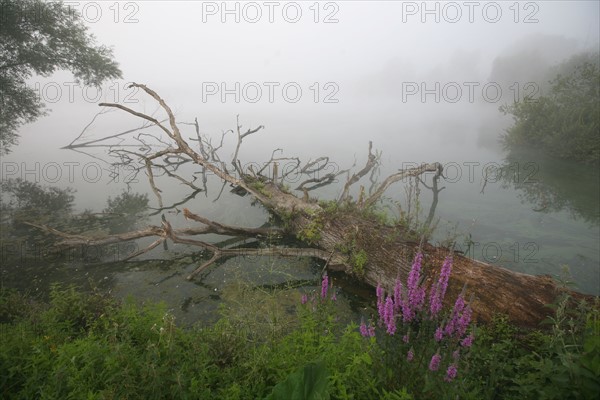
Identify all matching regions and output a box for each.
[3,0,600,200]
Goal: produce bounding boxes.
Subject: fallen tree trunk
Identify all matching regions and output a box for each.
[35,83,596,330]
[245,182,594,329]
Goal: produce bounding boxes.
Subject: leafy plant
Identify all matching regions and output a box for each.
[297,213,324,245]
[350,248,368,277]
[266,361,330,400]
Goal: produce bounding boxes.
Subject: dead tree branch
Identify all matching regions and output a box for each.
[338,141,378,202]
[363,163,443,209]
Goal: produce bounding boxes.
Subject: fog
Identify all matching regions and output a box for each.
[7,2,598,165]
[2,1,599,294]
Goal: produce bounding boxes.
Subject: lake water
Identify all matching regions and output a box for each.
[1,118,598,328]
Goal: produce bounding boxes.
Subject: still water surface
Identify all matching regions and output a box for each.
[1,129,598,326]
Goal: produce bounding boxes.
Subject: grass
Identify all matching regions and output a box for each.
[0,281,598,399]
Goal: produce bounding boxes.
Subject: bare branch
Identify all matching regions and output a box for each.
[232,115,265,177]
[98,102,175,140]
[183,208,283,237]
[123,238,166,261]
[338,141,378,202]
[363,162,443,209]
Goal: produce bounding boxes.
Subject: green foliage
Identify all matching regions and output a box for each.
[511,295,600,400]
[266,361,330,400]
[297,213,323,245]
[461,297,600,400]
[104,192,149,216]
[0,287,40,323]
[272,208,297,232]
[249,179,273,198]
[379,387,414,400]
[318,199,340,215]
[350,249,368,276]
[501,52,600,164]
[0,178,75,219]
[0,0,122,154]
[1,284,598,400]
[0,178,75,241]
[103,191,149,233]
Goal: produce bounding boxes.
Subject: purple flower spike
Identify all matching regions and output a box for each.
[429,353,441,371]
[321,275,328,299]
[434,326,443,342]
[460,333,474,347]
[359,321,369,337]
[456,305,472,338]
[445,364,458,382]
[376,283,384,302]
[367,325,376,337]
[301,294,308,304]
[384,296,396,335]
[407,253,425,312]
[429,256,453,318]
[407,349,414,362]
[402,298,413,323]
[445,294,466,337]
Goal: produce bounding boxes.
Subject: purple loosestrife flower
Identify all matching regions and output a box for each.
[321,275,328,299]
[402,332,410,343]
[429,353,442,371]
[460,333,474,347]
[402,297,413,323]
[368,325,376,337]
[301,294,308,305]
[445,364,458,382]
[407,349,414,362]
[445,294,465,337]
[376,283,384,302]
[407,253,423,290]
[407,253,425,312]
[384,296,396,335]
[434,326,443,342]
[429,256,453,318]
[360,321,369,337]
[456,305,472,338]
[444,320,455,337]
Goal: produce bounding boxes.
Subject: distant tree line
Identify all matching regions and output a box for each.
[501,51,599,164]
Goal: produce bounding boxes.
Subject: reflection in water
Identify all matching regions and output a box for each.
[424,145,599,296]
[499,147,599,226]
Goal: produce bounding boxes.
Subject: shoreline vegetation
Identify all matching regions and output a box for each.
[501,51,600,165]
[1,261,599,399]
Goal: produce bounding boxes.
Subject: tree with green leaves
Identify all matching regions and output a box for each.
[0,0,122,154]
[501,52,600,164]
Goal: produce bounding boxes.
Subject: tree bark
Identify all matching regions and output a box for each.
[247,183,593,329]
